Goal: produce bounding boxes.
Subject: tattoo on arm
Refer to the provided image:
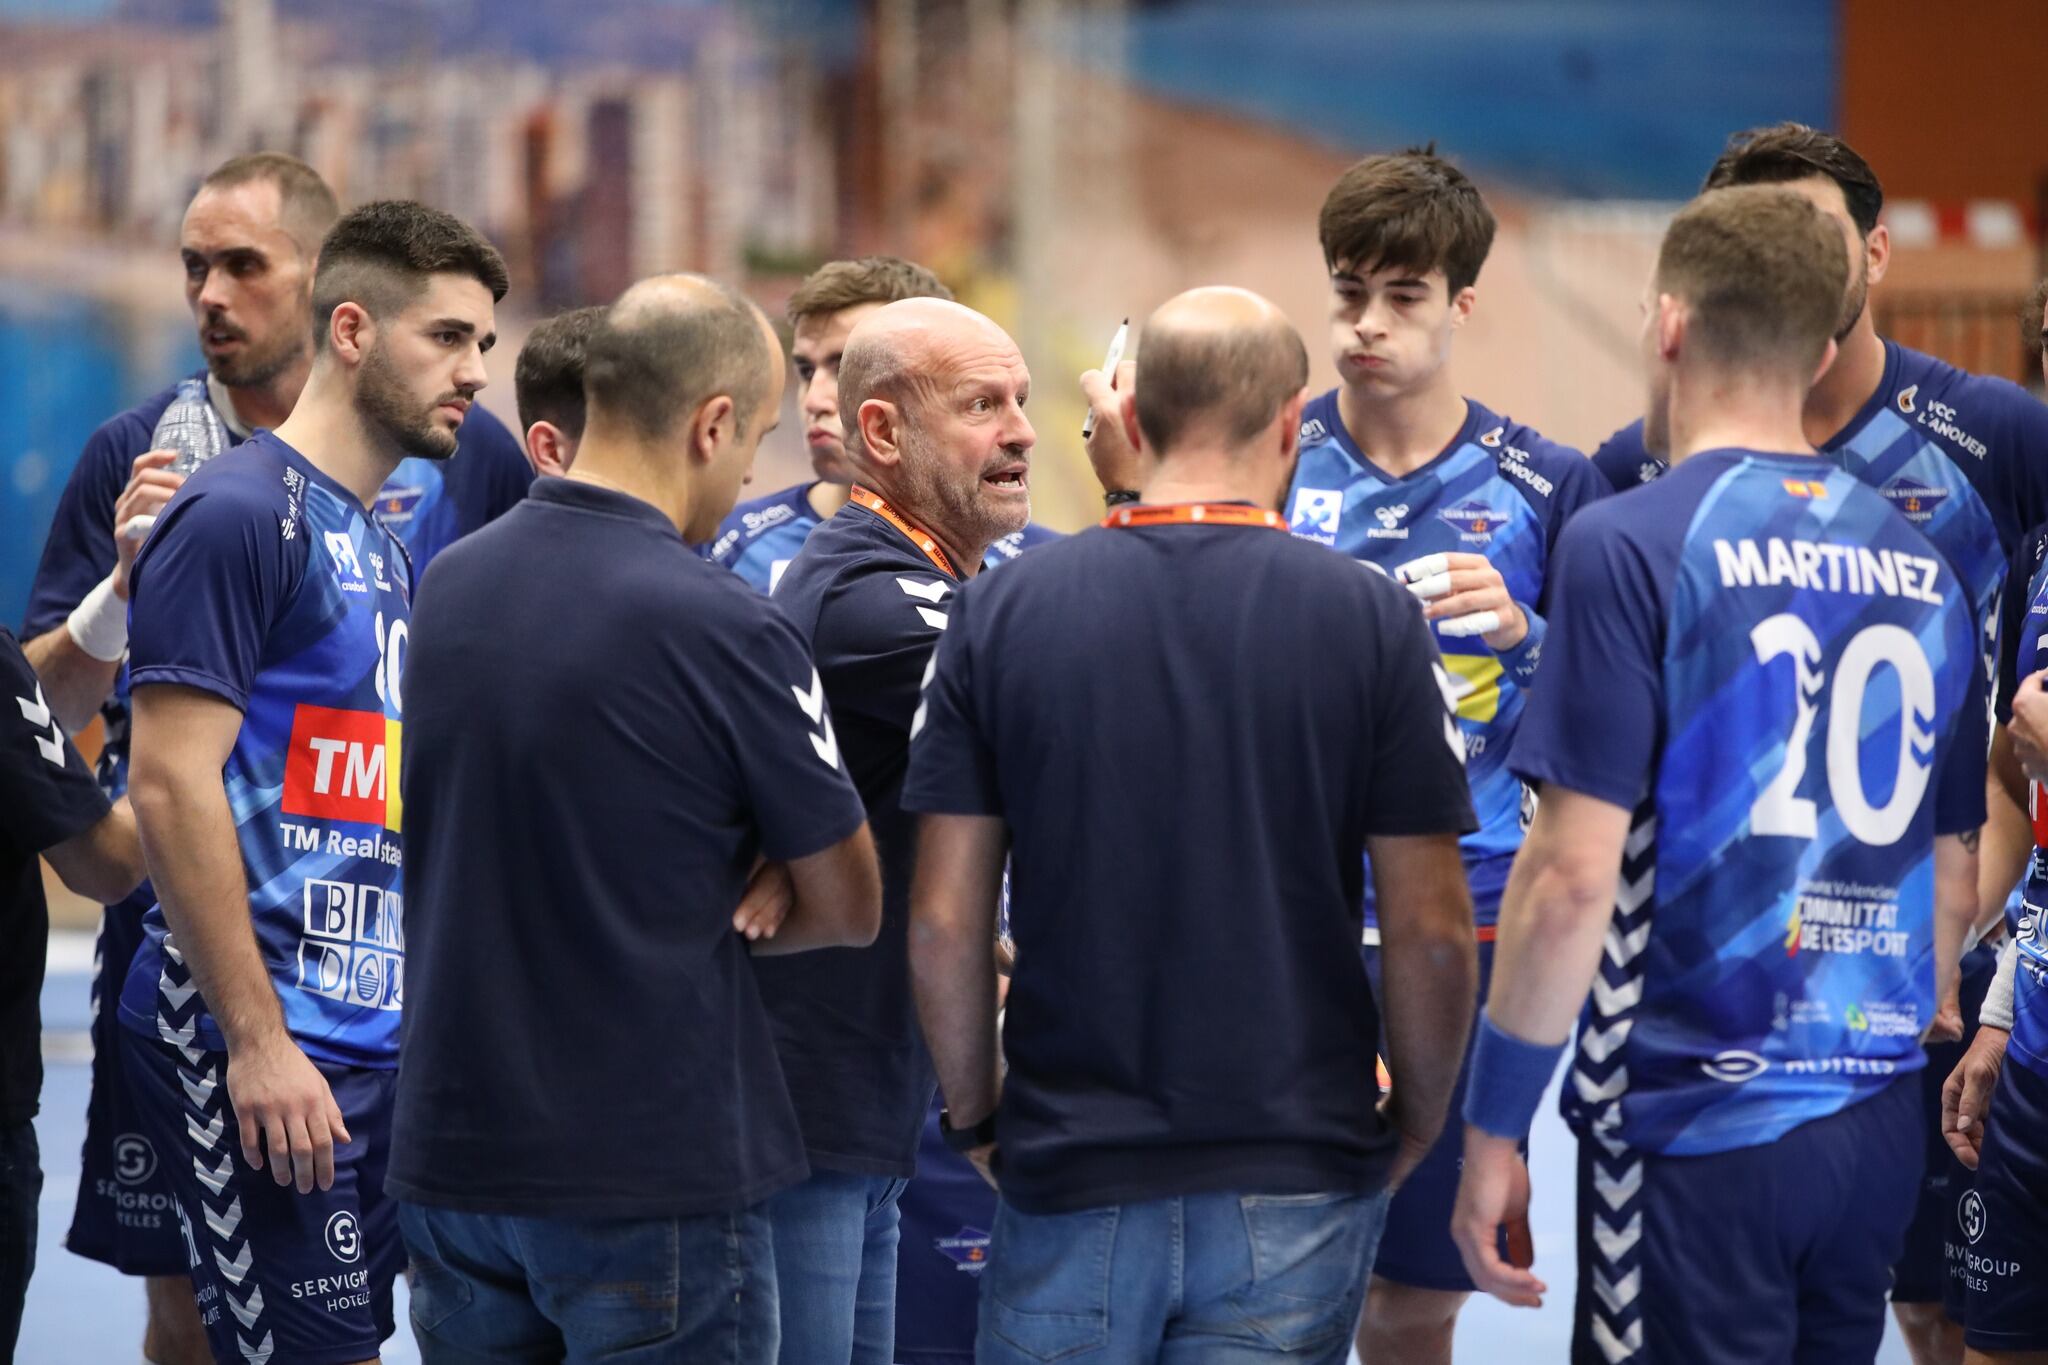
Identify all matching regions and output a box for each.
[1961,828,1982,854]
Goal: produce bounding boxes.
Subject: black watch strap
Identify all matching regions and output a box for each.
[939,1108,999,1151]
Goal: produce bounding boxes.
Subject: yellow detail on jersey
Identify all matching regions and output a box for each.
[1784,907,1802,956]
[1440,651,1502,724]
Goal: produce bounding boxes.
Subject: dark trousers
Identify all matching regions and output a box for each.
[0,1120,41,1362]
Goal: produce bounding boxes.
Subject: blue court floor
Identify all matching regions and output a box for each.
[17,931,1913,1364]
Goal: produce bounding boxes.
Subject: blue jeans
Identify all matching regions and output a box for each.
[399,1201,779,1364]
[762,1170,908,1364]
[979,1188,1391,1364]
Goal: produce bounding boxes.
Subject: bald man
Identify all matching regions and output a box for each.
[390,274,881,1363]
[756,297,1036,1363]
[903,287,1478,1363]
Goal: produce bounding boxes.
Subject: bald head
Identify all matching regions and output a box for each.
[836,298,1021,455]
[584,273,780,443]
[1132,287,1308,457]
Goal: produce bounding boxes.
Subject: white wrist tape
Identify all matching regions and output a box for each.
[66,572,129,663]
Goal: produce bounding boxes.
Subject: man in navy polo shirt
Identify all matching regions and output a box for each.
[904,285,1480,1363]
[390,275,883,1363]
[761,296,1036,1363]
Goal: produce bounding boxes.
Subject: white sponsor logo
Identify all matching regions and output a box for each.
[296,880,404,1011]
[1960,1190,1987,1245]
[1289,487,1343,542]
[324,531,367,593]
[1701,1050,1769,1083]
[113,1133,158,1186]
[325,1211,362,1264]
[1299,417,1328,445]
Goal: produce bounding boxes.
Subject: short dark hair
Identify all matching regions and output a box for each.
[2028,277,2048,362]
[1656,186,1847,375]
[312,201,510,351]
[514,306,606,440]
[786,256,952,325]
[1135,314,1310,455]
[201,152,340,255]
[1318,147,1496,294]
[584,279,774,442]
[1703,123,1884,238]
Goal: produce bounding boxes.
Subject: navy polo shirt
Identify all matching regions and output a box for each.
[902,509,1476,1214]
[758,501,963,1176]
[388,477,868,1217]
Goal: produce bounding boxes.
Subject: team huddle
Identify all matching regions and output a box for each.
[6,117,2048,1365]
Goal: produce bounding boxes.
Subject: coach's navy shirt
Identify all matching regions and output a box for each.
[388,477,867,1217]
[903,508,1476,1214]
[759,501,963,1176]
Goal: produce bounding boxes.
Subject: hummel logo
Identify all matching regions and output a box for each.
[15,684,63,766]
[790,669,842,770]
[1375,504,1410,530]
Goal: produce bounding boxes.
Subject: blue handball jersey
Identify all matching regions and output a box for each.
[116,434,412,1069]
[707,480,1061,592]
[1517,450,1985,1156]
[1285,393,1607,920]
[22,376,528,811]
[1590,341,2048,634]
[2000,532,2048,1078]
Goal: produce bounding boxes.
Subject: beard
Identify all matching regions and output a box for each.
[356,340,460,461]
[1835,256,1870,343]
[203,317,307,390]
[895,423,1028,558]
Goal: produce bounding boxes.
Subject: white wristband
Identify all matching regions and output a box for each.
[65,572,129,663]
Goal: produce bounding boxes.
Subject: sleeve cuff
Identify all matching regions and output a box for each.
[1494,607,1546,688]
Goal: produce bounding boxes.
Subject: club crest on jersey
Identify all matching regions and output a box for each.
[935,1226,991,1271]
[1478,425,1504,448]
[1881,477,1949,525]
[378,485,426,526]
[1437,498,1509,544]
[1897,384,1918,415]
[1288,487,1343,543]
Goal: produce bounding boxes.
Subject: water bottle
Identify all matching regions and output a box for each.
[150,378,229,475]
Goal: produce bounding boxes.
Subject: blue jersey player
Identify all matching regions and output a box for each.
[113,201,506,1365]
[1601,126,2048,1363]
[1454,187,1985,1365]
[708,256,1056,593]
[19,156,527,1365]
[1219,147,1608,1363]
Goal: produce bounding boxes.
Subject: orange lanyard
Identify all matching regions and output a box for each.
[1100,502,1290,531]
[848,486,959,577]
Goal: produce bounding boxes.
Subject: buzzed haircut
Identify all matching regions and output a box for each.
[201,151,340,255]
[1655,185,1848,375]
[786,256,953,326]
[515,306,606,439]
[583,279,774,442]
[1134,315,1310,455]
[312,200,509,351]
[1318,146,1497,294]
[1703,123,1885,238]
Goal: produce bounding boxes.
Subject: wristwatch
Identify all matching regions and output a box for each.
[939,1108,999,1152]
